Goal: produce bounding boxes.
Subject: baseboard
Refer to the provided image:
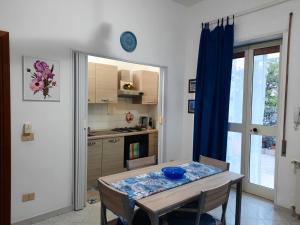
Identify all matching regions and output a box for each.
[12,206,73,225]
[274,204,292,212]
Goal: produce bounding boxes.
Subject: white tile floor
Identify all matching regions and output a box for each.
[33,191,300,225]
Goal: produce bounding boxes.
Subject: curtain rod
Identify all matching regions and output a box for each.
[204,0,293,25]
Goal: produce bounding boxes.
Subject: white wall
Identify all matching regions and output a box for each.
[182,0,300,209]
[0,0,187,222]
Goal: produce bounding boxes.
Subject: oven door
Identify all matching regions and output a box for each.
[124,134,149,167]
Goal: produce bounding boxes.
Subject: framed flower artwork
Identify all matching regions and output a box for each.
[23,56,60,101]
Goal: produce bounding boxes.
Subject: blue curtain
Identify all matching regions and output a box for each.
[193,20,234,161]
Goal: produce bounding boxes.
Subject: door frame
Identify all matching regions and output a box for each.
[229,38,285,201]
[0,30,11,225]
[73,51,167,210]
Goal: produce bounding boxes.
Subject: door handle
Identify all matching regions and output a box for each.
[250,127,258,133]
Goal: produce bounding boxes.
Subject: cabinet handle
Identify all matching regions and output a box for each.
[100,98,115,103]
[88,142,96,146]
[108,138,118,143]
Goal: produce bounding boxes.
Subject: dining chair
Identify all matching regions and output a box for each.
[173,181,231,225]
[199,155,230,171]
[98,179,152,225]
[127,155,157,170]
[98,179,134,225]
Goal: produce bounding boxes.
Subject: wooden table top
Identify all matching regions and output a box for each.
[100,160,244,215]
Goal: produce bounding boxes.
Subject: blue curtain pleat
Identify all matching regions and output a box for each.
[193,22,234,161]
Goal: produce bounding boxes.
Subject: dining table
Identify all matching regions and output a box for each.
[99,160,245,225]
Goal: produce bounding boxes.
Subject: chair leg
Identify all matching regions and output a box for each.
[161,214,169,225]
[101,203,107,225]
[221,203,228,225]
[195,212,201,225]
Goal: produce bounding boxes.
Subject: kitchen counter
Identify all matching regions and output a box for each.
[88,129,158,140]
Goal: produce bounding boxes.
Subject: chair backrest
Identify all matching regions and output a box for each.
[98,179,134,221]
[199,181,231,213]
[199,155,230,171]
[127,155,156,170]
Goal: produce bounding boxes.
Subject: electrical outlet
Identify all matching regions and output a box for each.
[22,193,35,202]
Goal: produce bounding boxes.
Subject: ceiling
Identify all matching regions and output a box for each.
[172,0,204,7]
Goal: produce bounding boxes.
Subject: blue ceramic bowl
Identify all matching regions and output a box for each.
[161,167,186,179]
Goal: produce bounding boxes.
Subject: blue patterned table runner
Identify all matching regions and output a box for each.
[111,161,225,205]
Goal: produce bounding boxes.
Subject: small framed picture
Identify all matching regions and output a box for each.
[188,79,196,93]
[188,100,195,114]
[23,56,60,101]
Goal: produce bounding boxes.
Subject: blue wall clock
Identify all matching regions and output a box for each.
[120,31,137,52]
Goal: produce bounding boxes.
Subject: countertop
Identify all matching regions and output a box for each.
[88,129,158,140]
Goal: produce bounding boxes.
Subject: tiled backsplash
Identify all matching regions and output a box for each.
[88,98,157,130]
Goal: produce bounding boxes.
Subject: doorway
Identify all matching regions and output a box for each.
[85,55,163,205]
[0,30,11,225]
[73,52,166,210]
[226,40,282,200]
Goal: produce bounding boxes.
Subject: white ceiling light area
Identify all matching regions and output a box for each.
[172,0,204,7]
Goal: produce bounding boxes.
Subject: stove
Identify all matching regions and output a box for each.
[111,127,143,133]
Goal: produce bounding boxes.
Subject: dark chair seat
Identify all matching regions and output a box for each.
[115,209,221,225]
[116,208,151,225]
[166,211,220,225]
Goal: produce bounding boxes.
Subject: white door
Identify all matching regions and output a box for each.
[74,52,88,210]
[226,40,282,200]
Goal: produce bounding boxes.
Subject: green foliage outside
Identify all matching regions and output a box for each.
[265,61,279,108]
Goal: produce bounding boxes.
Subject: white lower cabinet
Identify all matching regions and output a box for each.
[87,137,126,189]
[101,137,126,176]
[87,139,102,189]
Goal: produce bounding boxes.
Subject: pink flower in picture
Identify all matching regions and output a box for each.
[30,79,44,92]
[27,60,57,99]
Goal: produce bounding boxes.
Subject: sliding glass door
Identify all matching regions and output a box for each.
[226,52,245,174]
[227,40,282,200]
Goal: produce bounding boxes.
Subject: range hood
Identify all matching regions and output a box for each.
[118,89,144,98]
[118,70,143,97]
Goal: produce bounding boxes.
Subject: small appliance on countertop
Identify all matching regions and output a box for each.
[139,116,154,129]
[139,116,148,129]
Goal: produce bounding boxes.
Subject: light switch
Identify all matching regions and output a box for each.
[22,122,34,141]
[24,123,32,134]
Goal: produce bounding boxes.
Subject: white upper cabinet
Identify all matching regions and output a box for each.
[133,70,159,105]
[88,63,118,104]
